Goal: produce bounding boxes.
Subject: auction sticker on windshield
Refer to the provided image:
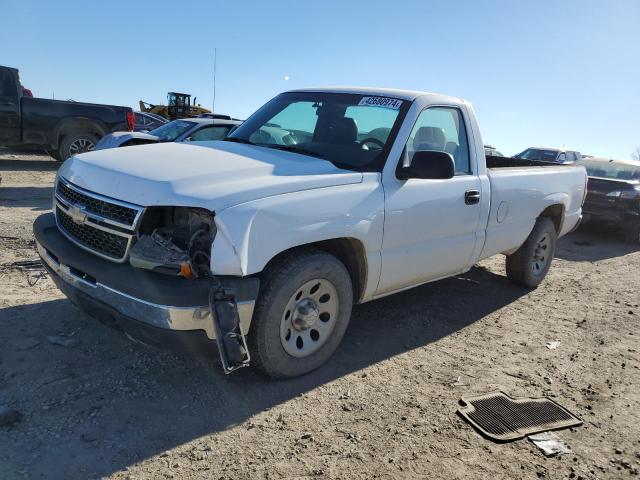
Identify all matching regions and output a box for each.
[358,96,403,110]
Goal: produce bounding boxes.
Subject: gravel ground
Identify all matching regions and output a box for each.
[0,150,639,480]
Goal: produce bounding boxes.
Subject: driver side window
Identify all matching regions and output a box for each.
[406,107,470,174]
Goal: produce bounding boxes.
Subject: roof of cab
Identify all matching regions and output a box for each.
[285,86,460,102]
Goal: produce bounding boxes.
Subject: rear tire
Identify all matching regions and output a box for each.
[58,133,98,161]
[624,222,640,245]
[248,248,353,379]
[46,149,63,162]
[506,217,557,288]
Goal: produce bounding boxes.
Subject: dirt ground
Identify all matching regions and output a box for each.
[0,149,639,480]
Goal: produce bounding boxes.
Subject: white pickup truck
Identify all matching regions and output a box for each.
[34,87,586,378]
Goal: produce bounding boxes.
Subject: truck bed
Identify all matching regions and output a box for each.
[479,159,587,260]
[20,97,131,147]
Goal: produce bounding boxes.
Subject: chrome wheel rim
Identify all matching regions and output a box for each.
[280,278,339,358]
[68,138,95,156]
[531,232,551,275]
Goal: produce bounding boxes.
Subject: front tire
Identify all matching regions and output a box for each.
[506,217,557,288]
[249,249,353,379]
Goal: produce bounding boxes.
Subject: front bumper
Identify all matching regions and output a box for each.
[34,213,259,352]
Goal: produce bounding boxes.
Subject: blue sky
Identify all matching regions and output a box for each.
[2,0,639,158]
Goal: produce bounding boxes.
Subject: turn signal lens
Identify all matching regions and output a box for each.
[180,262,193,279]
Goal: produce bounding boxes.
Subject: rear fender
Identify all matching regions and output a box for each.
[53,117,109,148]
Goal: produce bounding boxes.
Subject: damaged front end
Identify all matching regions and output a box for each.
[129,206,250,373]
[130,206,216,279]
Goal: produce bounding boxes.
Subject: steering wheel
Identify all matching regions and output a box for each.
[283,132,298,145]
[359,137,385,150]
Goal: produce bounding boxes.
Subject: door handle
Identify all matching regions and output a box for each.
[465,190,481,205]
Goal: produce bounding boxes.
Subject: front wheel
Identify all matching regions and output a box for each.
[248,249,353,379]
[506,217,557,288]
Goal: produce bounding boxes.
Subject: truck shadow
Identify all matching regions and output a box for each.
[0,186,53,210]
[556,225,637,262]
[0,158,60,172]
[0,266,526,479]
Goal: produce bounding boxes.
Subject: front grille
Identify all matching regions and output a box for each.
[57,180,138,226]
[57,207,129,260]
[54,178,143,262]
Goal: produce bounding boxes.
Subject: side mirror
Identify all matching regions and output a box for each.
[397,150,455,180]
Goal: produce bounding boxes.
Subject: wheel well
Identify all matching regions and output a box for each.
[539,204,564,233]
[262,238,368,303]
[56,118,107,146]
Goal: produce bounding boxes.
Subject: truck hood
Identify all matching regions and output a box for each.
[58,141,363,211]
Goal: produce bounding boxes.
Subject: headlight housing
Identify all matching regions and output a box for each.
[129,206,216,278]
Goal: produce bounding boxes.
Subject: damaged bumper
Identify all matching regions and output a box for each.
[33,213,259,353]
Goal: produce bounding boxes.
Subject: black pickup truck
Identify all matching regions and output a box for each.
[0,66,134,161]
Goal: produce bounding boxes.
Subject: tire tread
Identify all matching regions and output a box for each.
[249,248,353,378]
[506,217,556,289]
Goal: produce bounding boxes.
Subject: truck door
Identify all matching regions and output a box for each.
[377,106,482,295]
[0,67,21,145]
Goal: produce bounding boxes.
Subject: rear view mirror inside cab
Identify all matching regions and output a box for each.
[397,149,455,180]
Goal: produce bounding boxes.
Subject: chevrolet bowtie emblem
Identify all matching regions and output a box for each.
[68,205,88,225]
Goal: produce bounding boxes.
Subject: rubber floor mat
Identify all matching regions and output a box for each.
[457,391,582,441]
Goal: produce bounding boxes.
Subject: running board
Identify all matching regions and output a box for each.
[209,286,251,374]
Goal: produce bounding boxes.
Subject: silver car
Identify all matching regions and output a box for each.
[95,117,242,150]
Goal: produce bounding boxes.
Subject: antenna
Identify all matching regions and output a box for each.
[212,48,217,115]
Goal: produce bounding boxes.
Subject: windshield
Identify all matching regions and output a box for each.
[582,162,640,181]
[226,92,409,170]
[149,120,195,141]
[516,149,560,161]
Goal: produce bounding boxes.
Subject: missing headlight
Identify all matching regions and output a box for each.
[129,206,216,278]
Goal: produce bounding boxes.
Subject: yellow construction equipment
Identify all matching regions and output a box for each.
[139,92,211,120]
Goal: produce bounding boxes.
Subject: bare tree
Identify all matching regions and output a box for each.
[633,147,640,162]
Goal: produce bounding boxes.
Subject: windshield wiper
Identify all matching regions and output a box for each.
[261,144,326,159]
[223,137,256,145]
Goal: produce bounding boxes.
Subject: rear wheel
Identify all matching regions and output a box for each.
[506,217,557,288]
[248,249,353,379]
[46,149,63,161]
[624,222,640,245]
[58,133,98,161]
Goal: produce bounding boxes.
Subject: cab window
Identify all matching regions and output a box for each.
[406,107,470,174]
